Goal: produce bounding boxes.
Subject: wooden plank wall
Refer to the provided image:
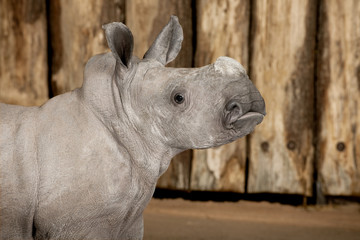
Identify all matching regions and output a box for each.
[248,0,316,196]
[48,0,125,95]
[0,0,358,197]
[0,0,48,106]
[317,0,360,196]
[190,0,250,192]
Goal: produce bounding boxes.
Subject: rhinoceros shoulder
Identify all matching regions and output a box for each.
[0,103,38,135]
[83,52,116,85]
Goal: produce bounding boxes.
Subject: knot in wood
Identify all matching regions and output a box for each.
[261,142,269,152]
[336,142,346,152]
[287,140,296,150]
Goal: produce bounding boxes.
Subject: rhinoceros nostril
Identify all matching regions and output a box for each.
[223,100,244,129]
[223,92,266,130]
[225,100,241,112]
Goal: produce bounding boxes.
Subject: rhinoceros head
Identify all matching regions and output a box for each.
[101,16,265,151]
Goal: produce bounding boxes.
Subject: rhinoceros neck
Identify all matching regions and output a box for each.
[107,78,182,179]
[80,57,180,180]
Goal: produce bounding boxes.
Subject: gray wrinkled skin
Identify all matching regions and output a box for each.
[0,16,265,240]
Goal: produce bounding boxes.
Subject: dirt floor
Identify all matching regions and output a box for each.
[143,198,360,240]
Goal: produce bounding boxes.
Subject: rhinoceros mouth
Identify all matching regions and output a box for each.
[224,109,265,129]
[232,111,265,133]
[233,112,264,129]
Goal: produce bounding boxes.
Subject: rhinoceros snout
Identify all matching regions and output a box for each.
[223,92,266,131]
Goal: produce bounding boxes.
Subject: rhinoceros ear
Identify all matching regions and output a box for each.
[143,16,183,65]
[103,22,133,68]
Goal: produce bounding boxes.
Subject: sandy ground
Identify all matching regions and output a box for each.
[143,198,360,240]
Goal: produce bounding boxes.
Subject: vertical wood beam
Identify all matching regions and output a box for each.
[317,0,360,196]
[190,0,250,192]
[248,0,317,196]
[125,0,193,68]
[49,0,125,95]
[0,0,48,106]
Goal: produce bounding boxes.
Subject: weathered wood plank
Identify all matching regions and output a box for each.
[126,0,193,190]
[49,0,125,95]
[190,0,250,192]
[156,151,192,190]
[125,0,193,68]
[191,142,247,192]
[317,0,360,196]
[248,0,316,196]
[0,0,48,106]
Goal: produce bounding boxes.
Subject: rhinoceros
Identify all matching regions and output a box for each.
[0,16,265,239]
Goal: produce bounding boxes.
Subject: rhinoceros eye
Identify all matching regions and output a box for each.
[174,93,185,104]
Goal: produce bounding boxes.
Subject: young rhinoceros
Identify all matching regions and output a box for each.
[0,16,265,239]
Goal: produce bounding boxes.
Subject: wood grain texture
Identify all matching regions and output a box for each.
[126,0,193,190]
[49,0,125,95]
[190,0,250,192]
[156,151,192,190]
[317,0,360,196]
[248,0,316,196]
[125,0,193,68]
[0,0,48,106]
[191,142,247,192]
